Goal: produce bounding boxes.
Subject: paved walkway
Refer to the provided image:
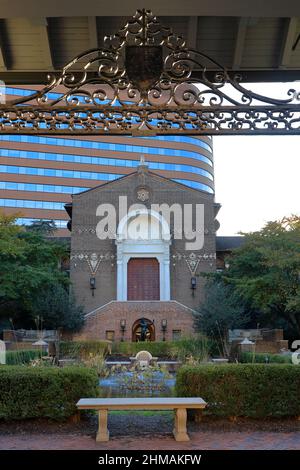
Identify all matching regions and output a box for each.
[1,431,300,450]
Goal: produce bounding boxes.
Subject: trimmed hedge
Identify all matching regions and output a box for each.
[6,349,42,365]
[59,340,111,359]
[112,341,174,358]
[240,352,292,364]
[0,366,99,420]
[176,364,300,417]
[112,337,214,360]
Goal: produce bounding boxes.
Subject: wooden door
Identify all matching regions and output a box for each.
[127,258,160,300]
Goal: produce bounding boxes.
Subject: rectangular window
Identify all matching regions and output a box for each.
[105,330,115,341]
[172,330,181,341]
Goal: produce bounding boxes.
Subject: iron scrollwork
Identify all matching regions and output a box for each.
[1,9,300,135]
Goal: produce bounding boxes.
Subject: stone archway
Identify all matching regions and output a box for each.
[116,208,171,301]
[132,318,155,342]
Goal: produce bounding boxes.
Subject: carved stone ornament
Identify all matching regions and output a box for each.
[87,253,101,275]
[71,251,115,273]
[73,226,116,237]
[172,251,216,275]
[136,187,150,202]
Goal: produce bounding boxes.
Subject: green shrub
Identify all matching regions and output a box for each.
[112,341,175,358]
[112,336,214,361]
[6,349,42,365]
[240,352,292,364]
[176,364,300,417]
[0,366,99,420]
[170,335,211,362]
[59,340,111,359]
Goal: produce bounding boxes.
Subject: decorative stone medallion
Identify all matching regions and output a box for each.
[136,187,150,202]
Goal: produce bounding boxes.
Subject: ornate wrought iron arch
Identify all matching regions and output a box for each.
[1,9,300,136]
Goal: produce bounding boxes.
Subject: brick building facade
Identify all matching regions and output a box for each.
[67,162,220,342]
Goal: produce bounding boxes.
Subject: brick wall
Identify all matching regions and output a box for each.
[254,340,289,354]
[72,300,195,342]
[70,169,217,313]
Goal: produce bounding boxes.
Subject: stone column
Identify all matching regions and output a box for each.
[160,240,171,300]
[162,259,170,300]
[173,408,189,441]
[96,409,109,442]
[116,240,125,300]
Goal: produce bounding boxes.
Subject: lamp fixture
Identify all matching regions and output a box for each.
[90,277,96,296]
[120,319,126,341]
[161,319,167,341]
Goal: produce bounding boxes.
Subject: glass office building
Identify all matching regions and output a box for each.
[0,87,214,235]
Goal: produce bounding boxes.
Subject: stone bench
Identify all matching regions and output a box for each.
[77,397,207,442]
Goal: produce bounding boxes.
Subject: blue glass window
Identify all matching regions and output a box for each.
[174,179,214,193]
[0,181,88,194]
[0,148,213,180]
[0,198,65,210]
[0,165,123,182]
[0,134,213,165]
[15,217,68,228]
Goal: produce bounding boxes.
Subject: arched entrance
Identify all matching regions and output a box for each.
[132,318,155,342]
[116,208,171,301]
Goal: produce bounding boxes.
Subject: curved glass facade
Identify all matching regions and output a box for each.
[1,87,215,231]
[0,135,213,166]
[0,198,65,210]
[0,181,88,194]
[0,164,123,181]
[0,179,214,195]
[0,149,214,180]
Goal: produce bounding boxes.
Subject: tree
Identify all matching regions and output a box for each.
[195,279,248,355]
[26,219,57,235]
[223,215,300,336]
[0,212,69,327]
[31,285,84,332]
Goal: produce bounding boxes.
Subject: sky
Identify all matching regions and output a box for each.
[211,83,300,236]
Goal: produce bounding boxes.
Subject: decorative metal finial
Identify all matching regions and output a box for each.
[138,154,148,172]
